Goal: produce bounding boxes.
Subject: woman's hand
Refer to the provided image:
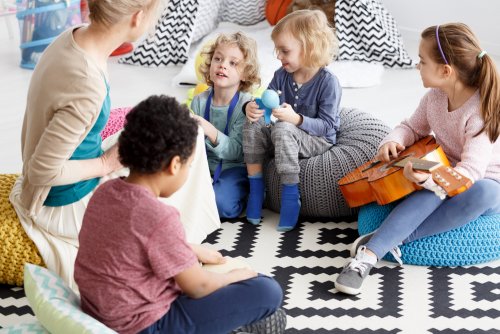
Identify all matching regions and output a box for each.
[100,144,123,175]
[246,100,263,123]
[403,161,430,184]
[272,103,302,125]
[191,244,226,265]
[375,141,405,162]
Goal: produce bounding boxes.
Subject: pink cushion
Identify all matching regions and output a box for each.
[101,107,132,140]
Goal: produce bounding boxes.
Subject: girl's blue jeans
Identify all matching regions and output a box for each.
[365,178,500,260]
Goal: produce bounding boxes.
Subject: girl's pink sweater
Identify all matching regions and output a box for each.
[380,88,500,183]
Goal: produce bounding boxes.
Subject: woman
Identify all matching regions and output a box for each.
[10,0,220,290]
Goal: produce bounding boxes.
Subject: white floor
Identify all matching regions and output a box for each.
[0,24,498,174]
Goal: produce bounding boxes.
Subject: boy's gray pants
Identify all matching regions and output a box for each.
[243,120,332,185]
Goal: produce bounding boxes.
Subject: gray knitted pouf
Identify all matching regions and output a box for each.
[264,108,391,218]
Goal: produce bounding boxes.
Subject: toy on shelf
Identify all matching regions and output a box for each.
[16,0,81,69]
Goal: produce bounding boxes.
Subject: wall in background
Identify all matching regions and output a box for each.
[383,0,500,55]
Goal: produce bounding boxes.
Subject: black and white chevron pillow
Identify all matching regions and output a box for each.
[220,0,266,26]
[335,0,415,68]
[192,0,222,43]
[119,0,199,67]
[120,0,266,67]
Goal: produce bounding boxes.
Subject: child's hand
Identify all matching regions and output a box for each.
[403,161,430,184]
[228,268,258,282]
[192,115,218,145]
[191,244,226,265]
[192,115,208,133]
[272,103,302,125]
[375,141,405,162]
[246,100,264,123]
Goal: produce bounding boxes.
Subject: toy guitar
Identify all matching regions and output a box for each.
[338,135,473,207]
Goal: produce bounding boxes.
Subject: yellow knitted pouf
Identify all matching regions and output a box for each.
[0,174,44,286]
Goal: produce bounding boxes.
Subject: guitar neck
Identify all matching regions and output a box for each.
[393,157,442,171]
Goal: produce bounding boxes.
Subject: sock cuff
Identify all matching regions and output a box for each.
[249,172,263,179]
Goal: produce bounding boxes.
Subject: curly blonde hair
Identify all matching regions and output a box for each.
[199,32,261,93]
[271,9,338,68]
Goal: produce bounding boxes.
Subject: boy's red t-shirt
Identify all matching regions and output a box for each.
[74,178,197,334]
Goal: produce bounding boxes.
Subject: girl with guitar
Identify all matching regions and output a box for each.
[335,23,500,295]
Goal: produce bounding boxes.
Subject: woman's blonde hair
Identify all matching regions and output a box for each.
[88,0,159,27]
[271,9,338,68]
[422,23,500,142]
[199,32,261,93]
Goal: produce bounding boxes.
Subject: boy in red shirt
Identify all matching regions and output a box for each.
[75,95,285,334]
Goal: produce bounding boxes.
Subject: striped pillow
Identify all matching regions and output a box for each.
[23,264,116,334]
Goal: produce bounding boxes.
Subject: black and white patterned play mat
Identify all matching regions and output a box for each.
[1,210,499,333]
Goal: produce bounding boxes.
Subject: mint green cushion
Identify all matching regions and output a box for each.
[0,321,49,333]
[23,264,116,334]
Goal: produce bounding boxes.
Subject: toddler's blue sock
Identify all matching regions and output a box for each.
[246,173,265,225]
[277,183,301,232]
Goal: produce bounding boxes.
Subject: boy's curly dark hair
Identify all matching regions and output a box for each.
[118,95,198,173]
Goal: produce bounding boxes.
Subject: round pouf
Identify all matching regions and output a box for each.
[358,202,500,266]
[264,108,391,218]
[0,174,44,286]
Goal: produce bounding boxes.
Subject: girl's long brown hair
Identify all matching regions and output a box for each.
[422,23,500,142]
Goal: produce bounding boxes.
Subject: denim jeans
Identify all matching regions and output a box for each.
[366,178,500,260]
[138,275,283,334]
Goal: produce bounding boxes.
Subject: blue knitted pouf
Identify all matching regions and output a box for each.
[358,202,500,266]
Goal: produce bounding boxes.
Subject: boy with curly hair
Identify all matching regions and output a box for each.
[74,95,285,334]
[192,32,261,219]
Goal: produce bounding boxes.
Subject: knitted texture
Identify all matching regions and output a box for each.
[264,108,391,218]
[100,107,132,141]
[358,202,500,266]
[0,174,44,286]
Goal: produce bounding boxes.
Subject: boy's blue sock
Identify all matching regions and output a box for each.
[277,183,301,232]
[246,173,265,225]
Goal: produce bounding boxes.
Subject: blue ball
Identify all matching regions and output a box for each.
[261,90,280,109]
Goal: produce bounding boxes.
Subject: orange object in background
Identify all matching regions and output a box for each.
[265,0,293,25]
[110,42,134,56]
[80,0,89,23]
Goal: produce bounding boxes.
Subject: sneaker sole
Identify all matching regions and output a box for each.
[334,281,362,295]
[234,308,287,334]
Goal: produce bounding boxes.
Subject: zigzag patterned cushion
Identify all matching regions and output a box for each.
[24,264,116,334]
[358,202,500,266]
[265,108,390,218]
[121,0,266,67]
[220,0,266,25]
[191,0,222,43]
[335,0,415,68]
[120,0,198,66]
[0,174,44,286]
